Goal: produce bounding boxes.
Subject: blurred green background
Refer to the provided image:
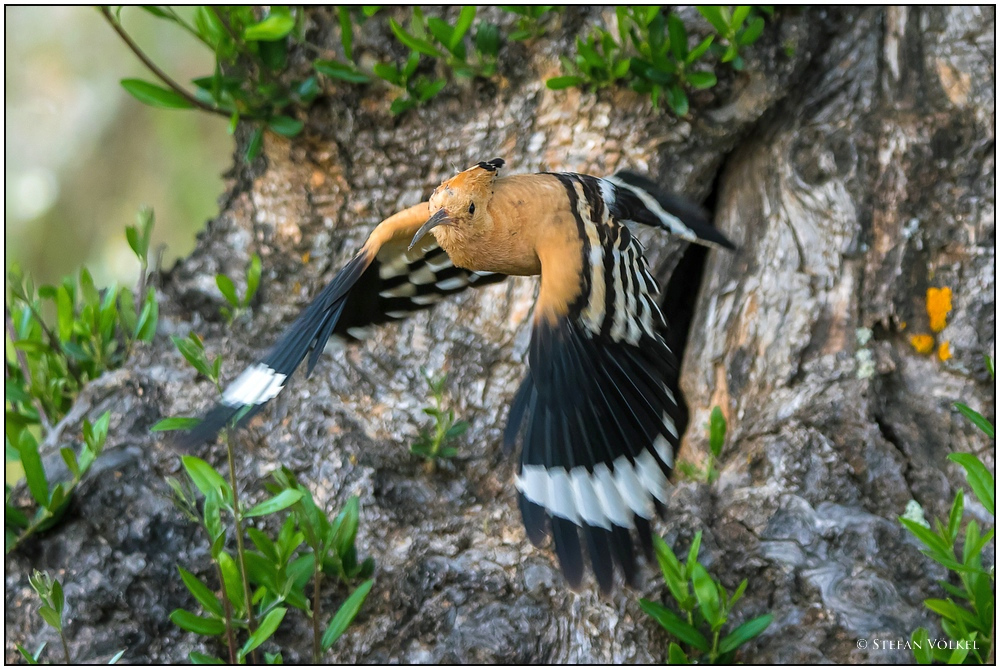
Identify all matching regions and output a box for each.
[5,6,234,287]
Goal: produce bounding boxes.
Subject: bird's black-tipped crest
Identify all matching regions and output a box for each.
[477,157,505,172]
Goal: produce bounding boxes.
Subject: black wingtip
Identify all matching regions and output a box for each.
[612,170,737,251]
[552,516,585,591]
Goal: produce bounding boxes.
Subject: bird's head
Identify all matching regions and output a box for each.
[409,158,504,251]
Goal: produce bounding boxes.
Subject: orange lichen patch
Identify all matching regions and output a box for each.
[910,334,935,355]
[310,171,326,188]
[926,287,952,333]
[301,252,310,264]
[899,321,907,330]
[938,341,951,362]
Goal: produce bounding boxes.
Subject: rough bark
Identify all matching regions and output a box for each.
[5,6,994,664]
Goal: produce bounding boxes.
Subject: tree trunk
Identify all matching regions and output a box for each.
[5,6,994,664]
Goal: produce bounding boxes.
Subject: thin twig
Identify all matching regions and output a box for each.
[312,561,323,662]
[164,7,215,50]
[5,307,54,433]
[59,628,71,664]
[226,430,259,665]
[99,6,230,118]
[198,521,238,662]
[215,560,239,663]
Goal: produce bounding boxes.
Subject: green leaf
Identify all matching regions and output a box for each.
[189,651,225,664]
[172,334,212,378]
[296,76,320,103]
[731,6,752,30]
[16,431,49,507]
[245,254,262,305]
[719,613,773,653]
[248,527,279,563]
[218,551,246,616]
[241,607,287,659]
[451,6,476,51]
[947,639,970,664]
[151,417,201,432]
[924,598,979,627]
[321,579,373,651]
[268,115,304,138]
[215,275,239,308]
[653,536,689,605]
[685,531,703,577]
[242,550,278,592]
[697,6,730,34]
[362,6,381,18]
[178,566,224,618]
[986,355,994,380]
[120,79,194,109]
[417,78,447,102]
[963,522,993,565]
[910,628,933,664]
[738,16,766,46]
[372,62,402,85]
[246,126,264,162]
[125,226,141,259]
[338,6,354,60]
[953,403,994,439]
[333,497,360,559]
[39,604,62,630]
[475,22,501,57]
[426,18,455,52]
[687,35,715,63]
[667,13,688,61]
[16,643,39,664]
[947,488,964,541]
[244,13,295,41]
[546,76,584,90]
[899,517,954,557]
[170,608,226,636]
[246,489,304,517]
[691,563,723,629]
[135,288,158,342]
[315,59,371,83]
[948,452,994,516]
[52,578,64,618]
[181,455,229,500]
[389,19,443,58]
[638,598,710,651]
[667,642,689,664]
[687,70,718,90]
[390,97,416,116]
[118,288,137,337]
[666,84,689,116]
[59,446,80,479]
[55,285,73,343]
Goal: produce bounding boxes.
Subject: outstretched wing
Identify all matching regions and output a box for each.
[507,172,718,593]
[182,203,505,446]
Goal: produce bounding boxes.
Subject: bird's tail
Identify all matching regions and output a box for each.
[180,252,372,447]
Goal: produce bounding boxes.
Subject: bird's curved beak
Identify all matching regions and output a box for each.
[409,209,450,250]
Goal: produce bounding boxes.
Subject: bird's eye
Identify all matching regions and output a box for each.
[468,202,476,215]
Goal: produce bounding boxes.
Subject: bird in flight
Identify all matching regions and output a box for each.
[184,158,733,594]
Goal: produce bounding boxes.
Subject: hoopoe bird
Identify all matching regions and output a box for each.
[185,158,733,594]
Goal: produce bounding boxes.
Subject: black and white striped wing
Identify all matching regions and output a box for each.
[507,174,683,593]
[334,239,506,342]
[183,237,506,446]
